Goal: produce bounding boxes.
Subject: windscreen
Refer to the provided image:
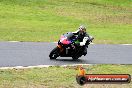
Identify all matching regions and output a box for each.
[63,32,74,40]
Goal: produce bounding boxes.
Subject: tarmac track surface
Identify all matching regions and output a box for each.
[0,42,132,67]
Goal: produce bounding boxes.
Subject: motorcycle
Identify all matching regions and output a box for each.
[49,32,94,60]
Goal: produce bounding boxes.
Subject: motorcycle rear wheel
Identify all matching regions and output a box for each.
[72,56,79,60]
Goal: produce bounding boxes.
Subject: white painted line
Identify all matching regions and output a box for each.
[121,44,132,45]
[0,64,94,69]
[15,66,23,68]
[9,41,19,42]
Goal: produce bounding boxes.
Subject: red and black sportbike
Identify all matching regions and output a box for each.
[49,32,94,60]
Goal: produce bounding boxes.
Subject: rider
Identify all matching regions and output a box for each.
[72,25,91,56]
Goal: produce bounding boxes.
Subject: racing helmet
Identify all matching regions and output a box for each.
[78,25,86,34]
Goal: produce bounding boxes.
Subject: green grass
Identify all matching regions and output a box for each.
[0,65,132,88]
[0,0,131,44]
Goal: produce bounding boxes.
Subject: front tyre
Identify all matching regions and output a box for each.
[49,47,59,60]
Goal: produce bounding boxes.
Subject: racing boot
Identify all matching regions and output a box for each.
[83,46,87,56]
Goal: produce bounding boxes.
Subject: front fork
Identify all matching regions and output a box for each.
[57,44,64,53]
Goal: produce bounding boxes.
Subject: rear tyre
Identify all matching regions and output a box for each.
[72,56,79,60]
[49,47,59,60]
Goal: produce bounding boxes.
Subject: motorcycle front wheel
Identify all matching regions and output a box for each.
[49,47,59,60]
